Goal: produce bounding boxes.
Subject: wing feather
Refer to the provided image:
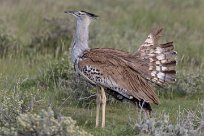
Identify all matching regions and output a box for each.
[77,49,160,104]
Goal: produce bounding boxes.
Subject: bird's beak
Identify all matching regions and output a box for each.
[64,11,76,16]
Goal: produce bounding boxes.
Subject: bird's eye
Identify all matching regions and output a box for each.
[78,12,85,16]
[78,12,84,16]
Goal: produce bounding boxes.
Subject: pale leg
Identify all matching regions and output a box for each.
[144,110,151,118]
[101,87,106,128]
[95,90,101,128]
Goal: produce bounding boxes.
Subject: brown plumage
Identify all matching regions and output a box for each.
[76,28,176,109]
[77,48,160,105]
[67,11,177,128]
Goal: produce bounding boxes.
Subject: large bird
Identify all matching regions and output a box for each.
[65,10,176,128]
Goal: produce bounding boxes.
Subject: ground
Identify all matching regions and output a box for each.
[0,0,204,135]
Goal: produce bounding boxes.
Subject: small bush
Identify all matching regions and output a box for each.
[0,88,48,135]
[157,72,204,97]
[129,102,204,136]
[0,89,92,136]
[175,73,204,94]
[16,107,92,136]
[0,89,25,130]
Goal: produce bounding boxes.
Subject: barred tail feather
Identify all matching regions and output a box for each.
[149,42,177,86]
[136,28,177,86]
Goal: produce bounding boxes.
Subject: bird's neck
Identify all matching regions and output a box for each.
[71,20,90,64]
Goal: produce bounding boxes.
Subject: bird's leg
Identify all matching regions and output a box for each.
[138,100,151,119]
[95,89,101,128]
[101,87,106,128]
[144,109,151,119]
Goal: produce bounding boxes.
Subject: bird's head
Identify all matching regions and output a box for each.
[65,10,98,25]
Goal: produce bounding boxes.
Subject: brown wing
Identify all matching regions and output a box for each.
[77,48,159,104]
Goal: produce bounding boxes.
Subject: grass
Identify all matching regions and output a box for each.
[0,57,203,135]
[0,0,204,135]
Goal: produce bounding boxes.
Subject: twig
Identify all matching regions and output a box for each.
[78,94,96,101]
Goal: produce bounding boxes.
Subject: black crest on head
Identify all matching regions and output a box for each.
[81,10,98,18]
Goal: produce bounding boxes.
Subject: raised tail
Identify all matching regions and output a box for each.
[135,27,177,86]
[148,42,177,86]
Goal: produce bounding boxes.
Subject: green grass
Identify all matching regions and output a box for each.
[0,0,204,135]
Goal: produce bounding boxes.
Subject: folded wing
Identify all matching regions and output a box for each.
[76,49,159,104]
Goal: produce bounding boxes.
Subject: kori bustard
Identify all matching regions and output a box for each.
[66,10,177,128]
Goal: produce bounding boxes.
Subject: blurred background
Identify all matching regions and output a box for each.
[0,0,204,135]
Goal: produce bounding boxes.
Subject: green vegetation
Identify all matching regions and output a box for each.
[0,0,204,135]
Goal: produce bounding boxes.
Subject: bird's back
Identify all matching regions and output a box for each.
[76,48,160,105]
[74,28,177,107]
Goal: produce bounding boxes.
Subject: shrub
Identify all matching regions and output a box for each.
[0,89,24,130]
[129,102,204,135]
[0,89,92,136]
[157,72,204,98]
[16,107,92,136]
[0,88,48,135]
[175,73,204,94]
